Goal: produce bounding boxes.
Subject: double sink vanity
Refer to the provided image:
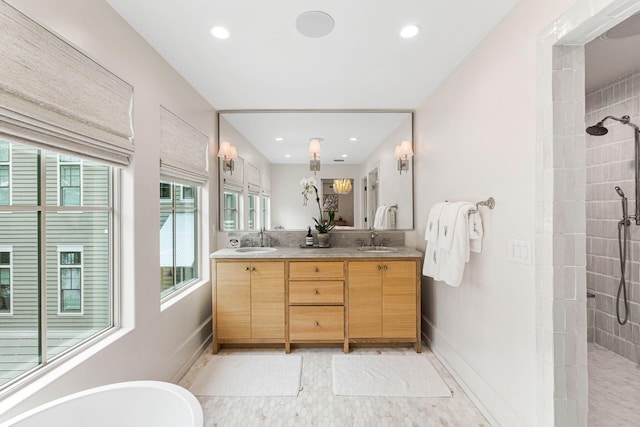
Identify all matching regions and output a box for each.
[210,245,423,354]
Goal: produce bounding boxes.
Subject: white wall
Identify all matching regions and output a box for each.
[413,0,576,425]
[0,0,215,419]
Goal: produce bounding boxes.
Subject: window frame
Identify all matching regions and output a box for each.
[57,246,84,316]
[0,246,13,316]
[222,188,241,231]
[247,192,258,231]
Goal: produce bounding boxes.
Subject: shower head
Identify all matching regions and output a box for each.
[615,186,626,198]
[586,122,608,136]
[586,115,637,136]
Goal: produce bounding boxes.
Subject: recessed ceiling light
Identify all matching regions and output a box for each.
[400,24,420,39]
[349,137,358,141]
[341,154,348,158]
[210,26,230,39]
[284,154,291,158]
[275,137,284,142]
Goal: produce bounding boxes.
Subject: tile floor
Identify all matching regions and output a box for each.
[179,344,489,426]
[588,343,640,427]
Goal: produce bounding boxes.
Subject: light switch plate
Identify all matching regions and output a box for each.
[509,240,532,264]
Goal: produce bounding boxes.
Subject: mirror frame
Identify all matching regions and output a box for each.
[217,110,415,232]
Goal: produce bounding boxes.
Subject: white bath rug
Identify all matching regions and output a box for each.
[190,355,302,397]
[332,355,452,398]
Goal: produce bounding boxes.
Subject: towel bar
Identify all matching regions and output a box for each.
[469,197,495,214]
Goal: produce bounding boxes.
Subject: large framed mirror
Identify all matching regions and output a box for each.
[218,111,413,231]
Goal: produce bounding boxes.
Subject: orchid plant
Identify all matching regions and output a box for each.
[300,176,335,233]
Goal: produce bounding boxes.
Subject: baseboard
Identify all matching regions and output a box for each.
[170,317,213,384]
[422,315,526,427]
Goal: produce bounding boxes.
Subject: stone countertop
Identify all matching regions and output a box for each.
[210,246,423,259]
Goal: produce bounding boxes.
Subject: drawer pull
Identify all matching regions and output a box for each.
[314,321,320,327]
[314,267,319,272]
[314,289,319,295]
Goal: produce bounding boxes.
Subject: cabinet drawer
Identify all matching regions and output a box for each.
[289,281,344,304]
[289,261,344,280]
[289,306,344,341]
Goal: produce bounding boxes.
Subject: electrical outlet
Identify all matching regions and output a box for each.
[509,240,532,264]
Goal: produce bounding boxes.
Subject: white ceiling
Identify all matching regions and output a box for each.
[586,13,640,93]
[105,0,520,110]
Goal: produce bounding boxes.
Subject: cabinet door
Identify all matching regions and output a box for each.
[216,262,251,339]
[348,261,382,338]
[251,261,285,339]
[382,261,417,339]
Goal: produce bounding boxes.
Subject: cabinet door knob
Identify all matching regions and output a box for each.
[377,265,382,271]
[314,321,320,327]
[314,289,319,295]
[314,267,319,272]
[251,267,256,271]
[383,265,388,271]
[245,266,250,271]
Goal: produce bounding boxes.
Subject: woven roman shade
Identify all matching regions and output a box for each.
[159,106,209,186]
[0,2,134,165]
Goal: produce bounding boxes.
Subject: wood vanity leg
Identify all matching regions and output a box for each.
[213,338,220,354]
[343,341,349,354]
[285,342,291,354]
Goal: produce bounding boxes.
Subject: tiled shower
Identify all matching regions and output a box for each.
[586,69,640,363]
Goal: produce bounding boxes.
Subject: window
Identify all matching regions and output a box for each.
[0,248,12,315]
[160,182,172,200]
[160,181,198,298]
[223,190,240,231]
[248,193,258,230]
[59,155,82,206]
[58,248,83,314]
[0,141,10,205]
[0,140,114,389]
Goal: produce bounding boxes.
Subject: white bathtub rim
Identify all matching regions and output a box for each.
[0,380,203,426]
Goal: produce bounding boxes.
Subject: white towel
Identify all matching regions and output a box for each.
[422,202,448,279]
[423,201,481,287]
[469,210,483,253]
[373,206,386,229]
[374,205,397,230]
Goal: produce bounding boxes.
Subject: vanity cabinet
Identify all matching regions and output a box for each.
[348,260,421,351]
[287,261,346,353]
[213,260,285,353]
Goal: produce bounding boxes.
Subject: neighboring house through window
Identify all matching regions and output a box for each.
[58,247,83,314]
[59,155,81,206]
[0,141,10,205]
[0,247,12,315]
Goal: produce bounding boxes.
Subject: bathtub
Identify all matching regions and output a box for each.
[1,381,203,427]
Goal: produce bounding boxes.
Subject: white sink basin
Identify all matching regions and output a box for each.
[357,246,398,253]
[234,247,277,253]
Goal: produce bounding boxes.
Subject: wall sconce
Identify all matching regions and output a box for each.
[308,138,322,174]
[333,178,352,195]
[394,140,413,174]
[218,141,237,174]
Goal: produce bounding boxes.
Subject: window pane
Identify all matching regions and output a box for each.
[0,212,40,385]
[176,184,196,209]
[0,165,9,187]
[175,210,196,286]
[160,182,172,202]
[46,211,110,357]
[0,141,9,162]
[223,192,239,231]
[61,187,81,206]
[248,194,257,230]
[0,252,9,265]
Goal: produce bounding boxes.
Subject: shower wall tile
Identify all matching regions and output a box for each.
[586,68,640,364]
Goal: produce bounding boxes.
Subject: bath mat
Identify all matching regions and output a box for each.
[332,355,451,398]
[190,355,302,397]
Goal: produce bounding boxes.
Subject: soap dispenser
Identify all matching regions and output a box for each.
[305,226,314,246]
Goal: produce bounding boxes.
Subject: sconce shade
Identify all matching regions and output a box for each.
[218,141,237,159]
[398,140,413,157]
[308,138,322,158]
[333,178,352,195]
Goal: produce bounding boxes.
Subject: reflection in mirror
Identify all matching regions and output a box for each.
[218,111,413,231]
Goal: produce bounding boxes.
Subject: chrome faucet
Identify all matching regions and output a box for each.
[258,227,265,247]
[369,229,378,246]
